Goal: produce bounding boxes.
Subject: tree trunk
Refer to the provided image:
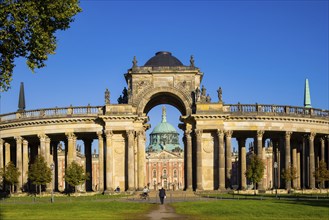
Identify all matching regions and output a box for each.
[39,185,41,195]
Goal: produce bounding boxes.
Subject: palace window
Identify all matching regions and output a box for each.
[174,170,177,177]
[153,170,156,178]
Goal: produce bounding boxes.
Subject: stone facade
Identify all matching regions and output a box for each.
[0,51,328,193]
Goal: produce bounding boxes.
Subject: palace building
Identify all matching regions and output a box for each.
[145,106,184,190]
[0,51,328,193]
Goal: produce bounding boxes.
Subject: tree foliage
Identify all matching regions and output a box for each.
[64,161,89,193]
[0,0,81,91]
[245,154,265,192]
[28,155,52,194]
[281,165,298,182]
[313,160,329,189]
[1,161,21,193]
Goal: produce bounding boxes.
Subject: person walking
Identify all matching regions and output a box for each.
[159,187,166,204]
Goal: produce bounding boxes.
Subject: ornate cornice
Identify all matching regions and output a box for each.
[193,114,329,125]
[0,117,98,130]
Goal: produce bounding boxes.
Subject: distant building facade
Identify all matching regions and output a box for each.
[145,106,184,190]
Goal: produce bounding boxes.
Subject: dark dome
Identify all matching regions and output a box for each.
[144,51,183,67]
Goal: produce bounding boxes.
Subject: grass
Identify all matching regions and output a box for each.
[0,195,155,220]
[1,194,329,220]
[172,199,329,220]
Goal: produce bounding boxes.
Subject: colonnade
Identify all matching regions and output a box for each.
[183,128,329,191]
[0,129,146,193]
[1,127,328,193]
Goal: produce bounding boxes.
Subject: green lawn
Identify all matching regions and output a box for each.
[1,195,329,220]
[0,198,155,220]
[172,200,329,220]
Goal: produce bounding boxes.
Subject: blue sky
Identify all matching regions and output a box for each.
[1,0,328,148]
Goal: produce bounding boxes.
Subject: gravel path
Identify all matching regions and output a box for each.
[144,204,188,220]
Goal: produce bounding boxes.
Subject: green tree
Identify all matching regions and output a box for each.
[281,165,298,190]
[0,0,81,91]
[245,154,265,195]
[1,162,20,194]
[64,161,89,193]
[313,160,329,189]
[28,156,52,194]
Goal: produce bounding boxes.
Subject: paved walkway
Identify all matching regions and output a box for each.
[145,204,189,220]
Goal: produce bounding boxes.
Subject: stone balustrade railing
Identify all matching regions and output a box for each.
[0,105,104,122]
[224,103,329,117]
[0,104,328,123]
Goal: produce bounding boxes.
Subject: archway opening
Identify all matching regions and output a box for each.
[145,104,185,191]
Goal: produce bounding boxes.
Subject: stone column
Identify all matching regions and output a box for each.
[327,136,329,170]
[185,129,193,190]
[297,147,301,189]
[308,132,316,189]
[217,130,225,190]
[285,131,292,190]
[301,137,306,189]
[137,130,146,190]
[292,144,297,189]
[84,139,93,191]
[22,139,29,191]
[320,138,325,162]
[52,141,59,192]
[196,129,203,190]
[256,130,264,190]
[15,136,23,192]
[97,131,104,192]
[38,134,47,159]
[105,130,113,192]
[0,139,4,190]
[0,139,3,171]
[127,130,135,190]
[66,133,76,165]
[225,130,233,188]
[5,142,10,165]
[237,137,247,190]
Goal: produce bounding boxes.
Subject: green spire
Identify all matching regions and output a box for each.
[161,105,167,122]
[304,78,312,108]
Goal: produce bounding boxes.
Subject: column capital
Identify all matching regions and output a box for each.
[126,130,135,137]
[257,130,264,138]
[105,130,113,138]
[285,131,293,138]
[0,138,4,145]
[307,132,316,141]
[225,130,233,137]
[137,130,145,137]
[65,132,76,140]
[97,131,104,139]
[195,129,203,138]
[184,129,192,135]
[14,136,24,142]
[38,133,49,140]
[23,139,28,145]
[216,129,224,138]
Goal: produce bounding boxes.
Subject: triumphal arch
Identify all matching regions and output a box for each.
[0,51,329,193]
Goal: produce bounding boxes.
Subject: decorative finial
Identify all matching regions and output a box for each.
[304,78,312,108]
[18,82,26,112]
[190,55,195,67]
[132,56,138,68]
[105,88,110,104]
[217,87,222,102]
[162,105,167,123]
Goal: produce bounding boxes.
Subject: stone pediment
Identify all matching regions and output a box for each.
[149,150,183,159]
